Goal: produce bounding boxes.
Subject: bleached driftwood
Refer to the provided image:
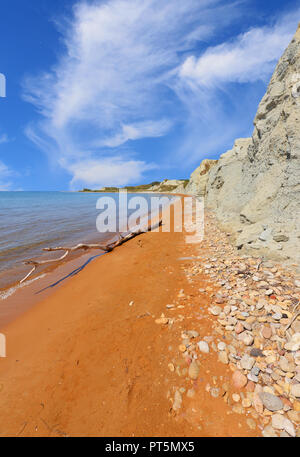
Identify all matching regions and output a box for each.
[20,219,162,284]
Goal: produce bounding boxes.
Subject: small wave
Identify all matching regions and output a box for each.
[0,274,46,301]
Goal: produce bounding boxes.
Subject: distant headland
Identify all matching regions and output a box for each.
[79,178,189,194]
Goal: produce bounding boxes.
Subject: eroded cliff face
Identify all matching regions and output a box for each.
[193,25,300,264]
[184,159,218,196]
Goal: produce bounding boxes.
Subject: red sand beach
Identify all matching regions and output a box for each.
[0,204,261,437]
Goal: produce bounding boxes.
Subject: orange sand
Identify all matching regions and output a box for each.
[0,217,259,437]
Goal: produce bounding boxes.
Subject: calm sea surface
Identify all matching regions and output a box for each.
[0,191,174,289]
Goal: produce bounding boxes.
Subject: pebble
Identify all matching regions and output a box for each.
[232,393,240,402]
[242,398,252,408]
[287,410,299,422]
[224,305,231,315]
[235,322,244,334]
[179,344,187,353]
[247,373,259,383]
[279,357,295,373]
[240,354,255,371]
[217,342,226,351]
[232,370,247,389]
[253,392,264,414]
[262,326,272,339]
[188,361,200,380]
[251,366,260,376]
[272,414,285,430]
[209,306,222,316]
[256,299,266,310]
[265,289,274,296]
[250,348,264,357]
[290,384,300,398]
[246,381,255,392]
[218,351,229,365]
[210,387,220,398]
[265,354,276,364]
[262,425,277,437]
[198,341,209,354]
[155,317,169,325]
[272,414,295,437]
[294,400,300,411]
[259,392,283,412]
[240,332,254,346]
[284,332,300,352]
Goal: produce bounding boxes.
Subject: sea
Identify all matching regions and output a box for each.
[0,191,175,291]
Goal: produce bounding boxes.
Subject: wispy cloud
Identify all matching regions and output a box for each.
[0,160,14,190]
[179,11,299,86]
[69,156,156,189]
[95,119,172,148]
[24,0,300,186]
[0,132,15,189]
[23,0,241,188]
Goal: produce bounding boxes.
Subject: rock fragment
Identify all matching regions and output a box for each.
[188,361,200,380]
[232,370,247,389]
[259,392,283,412]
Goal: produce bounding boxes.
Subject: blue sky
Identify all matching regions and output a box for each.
[0,0,300,191]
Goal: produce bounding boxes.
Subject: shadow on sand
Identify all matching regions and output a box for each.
[35,252,106,295]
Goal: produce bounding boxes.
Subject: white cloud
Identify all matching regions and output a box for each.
[68,156,156,189]
[0,160,14,190]
[0,131,15,189]
[179,12,300,87]
[23,0,240,188]
[96,119,172,148]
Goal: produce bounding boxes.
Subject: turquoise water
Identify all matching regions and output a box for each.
[0,191,174,288]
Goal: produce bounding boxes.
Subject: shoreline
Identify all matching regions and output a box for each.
[0,249,106,328]
[0,194,182,327]
[0,192,181,294]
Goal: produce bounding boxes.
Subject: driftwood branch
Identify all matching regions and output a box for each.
[20,219,162,284]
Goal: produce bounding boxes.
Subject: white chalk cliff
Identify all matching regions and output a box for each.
[186,24,300,264]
